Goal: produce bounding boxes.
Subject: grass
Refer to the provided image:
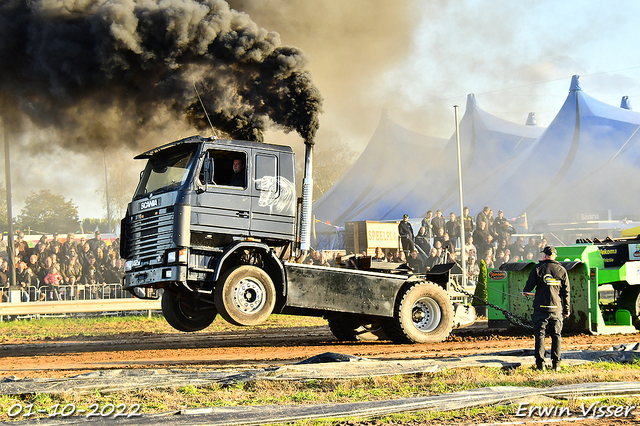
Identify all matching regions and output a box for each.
[2,363,640,423]
[0,314,327,341]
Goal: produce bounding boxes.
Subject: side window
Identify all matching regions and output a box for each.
[199,149,248,189]
[255,154,278,194]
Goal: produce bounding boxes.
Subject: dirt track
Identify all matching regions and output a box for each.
[1,322,638,379]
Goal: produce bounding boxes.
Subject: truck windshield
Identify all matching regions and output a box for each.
[134,146,197,198]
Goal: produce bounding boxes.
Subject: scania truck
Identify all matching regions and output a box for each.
[120,135,472,343]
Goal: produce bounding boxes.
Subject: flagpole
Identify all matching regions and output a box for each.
[454,105,466,287]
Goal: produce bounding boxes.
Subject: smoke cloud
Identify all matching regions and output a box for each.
[0,0,322,149]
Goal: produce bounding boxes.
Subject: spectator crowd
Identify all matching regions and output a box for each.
[394,206,547,284]
[0,230,124,302]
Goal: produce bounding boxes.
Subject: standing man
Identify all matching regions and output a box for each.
[398,214,415,256]
[522,246,570,371]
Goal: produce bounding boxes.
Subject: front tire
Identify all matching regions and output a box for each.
[161,291,217,332]
[383,281,454,343]
[215,265,276,326]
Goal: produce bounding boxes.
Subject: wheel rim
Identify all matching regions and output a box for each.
[411,296,442,333]
[232,277,267,314]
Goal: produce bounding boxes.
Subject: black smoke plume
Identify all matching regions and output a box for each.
[0,0,322,149]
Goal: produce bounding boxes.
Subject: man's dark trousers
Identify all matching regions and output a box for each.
[532,311,563,366]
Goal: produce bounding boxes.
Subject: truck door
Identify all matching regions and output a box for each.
[250,149,296,239]
[193,148,251,236]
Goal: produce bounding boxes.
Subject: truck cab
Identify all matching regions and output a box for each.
[121,136,296,331]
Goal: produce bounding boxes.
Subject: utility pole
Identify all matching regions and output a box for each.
[3,115,16,288]
[104,150,112,233]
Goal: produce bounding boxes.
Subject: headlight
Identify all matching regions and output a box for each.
[124,260,133,272]
[167,249,188,264]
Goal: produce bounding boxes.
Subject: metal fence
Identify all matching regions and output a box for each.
[0,284,162,321]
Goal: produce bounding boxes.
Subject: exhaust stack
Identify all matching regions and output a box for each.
[299,141,314,254]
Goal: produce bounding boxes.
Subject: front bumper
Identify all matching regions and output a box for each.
[124,265,188,289]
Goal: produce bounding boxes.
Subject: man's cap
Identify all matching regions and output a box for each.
[403,214,409,218]
[541,246,557,256]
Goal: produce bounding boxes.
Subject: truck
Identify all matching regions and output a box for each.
[487,238,640,334]
[120,135,474,343]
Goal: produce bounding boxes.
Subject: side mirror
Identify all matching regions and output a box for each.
[203,158,213,184]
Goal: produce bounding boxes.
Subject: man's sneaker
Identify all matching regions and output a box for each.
[552,362,561,372]
[535,361,546,371]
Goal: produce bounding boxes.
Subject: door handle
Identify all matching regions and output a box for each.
[236,211,250,218]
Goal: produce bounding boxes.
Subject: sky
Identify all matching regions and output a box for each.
[2,0,640,223]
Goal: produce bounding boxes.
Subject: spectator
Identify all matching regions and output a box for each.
[49,232,62,255]
[407,250,424,273]
[483,252,495,269]
[462,207,474,239]
[509,236,526,260]
[465,236,478,260]
[494,210,516,246]
[495,249,506,268]
[398,214,415,255]
[424,247,438,271]
[61,255,82,286]
[414,226,431,256]
[14,231,29,262]
[386,250,396,263]
[88,231,107,256]
[466,256,479,284]
[83,266,103,299]
[472,220,490,251]
[0,260,8,301]
[421,211,434,243]
[78,242,92,271]
[395,250,406,263]
[431,210,446,237]
[0,233,7,260]
[445,212,461,248]
[476,206,490,232]
[44,265,63,301]
[442,232,455,256]
[433,227,445,249]
[524,238,539,260]
[373,247,387,262]
[61,233,77,260]
[15,261,32,302]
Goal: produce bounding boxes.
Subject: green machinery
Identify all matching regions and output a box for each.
[487,238,640,334]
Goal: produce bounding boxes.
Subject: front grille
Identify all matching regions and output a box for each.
[126,208,174,264]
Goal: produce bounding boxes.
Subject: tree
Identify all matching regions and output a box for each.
[472,259,488,307]
[81,218,110,234]
[17,190,80,234]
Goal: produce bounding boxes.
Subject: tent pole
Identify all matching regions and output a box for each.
[454,105,466,288]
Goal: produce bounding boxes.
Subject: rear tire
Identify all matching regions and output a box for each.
[383,281,454,344]
[328,314,388,341]
[215,265,276,326]
[618,286,640,329]
[161,291,216,332]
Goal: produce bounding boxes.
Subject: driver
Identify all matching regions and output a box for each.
[228,158,245,187]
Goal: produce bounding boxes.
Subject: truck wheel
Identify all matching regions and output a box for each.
[161,291,216,332]
[328,314,388,341]
[215,265,276,326]
[383,281,454,344]
[618,286,640,320]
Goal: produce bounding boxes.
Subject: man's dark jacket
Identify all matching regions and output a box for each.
[523,259,570,314]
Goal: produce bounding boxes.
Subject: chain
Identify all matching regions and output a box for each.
[450,278,533,330]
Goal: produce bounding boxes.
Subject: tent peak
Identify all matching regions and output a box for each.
[621,96,632,110]
[570,75,582,92]
[526,112,538,126]
[466,93,478,109]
